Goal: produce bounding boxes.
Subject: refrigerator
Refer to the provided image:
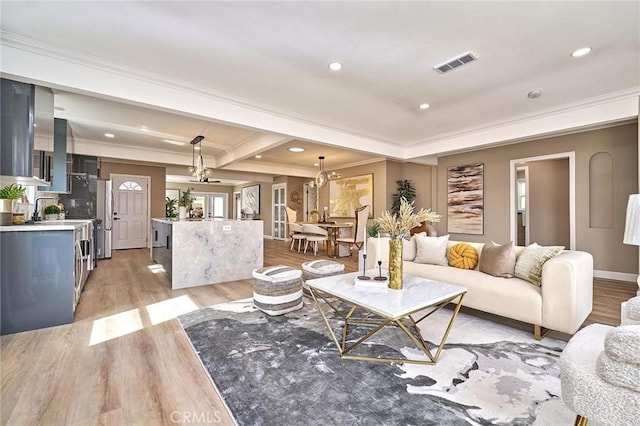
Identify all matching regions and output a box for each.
[96,179,112,259]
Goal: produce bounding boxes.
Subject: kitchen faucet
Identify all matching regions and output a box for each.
[33,196,55,222]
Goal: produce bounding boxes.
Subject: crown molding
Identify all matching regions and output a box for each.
[410,87,640,148]
[404,92,639,159]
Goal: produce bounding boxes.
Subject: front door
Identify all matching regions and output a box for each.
[111,174,149,250]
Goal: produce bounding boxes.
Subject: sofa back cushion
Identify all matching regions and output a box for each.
[403,234,418,261]
[478,241,516,278]
[514,243,564,286]
[414,234,449,265]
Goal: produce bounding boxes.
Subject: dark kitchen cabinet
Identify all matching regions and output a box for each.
[152,220,172,279]
[0,230,74,335]
[1,78,35,178]
[58,153,98,219]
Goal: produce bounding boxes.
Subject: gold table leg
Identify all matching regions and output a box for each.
[309,288,466,365]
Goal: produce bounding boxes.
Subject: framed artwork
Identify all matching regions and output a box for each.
[241,184,260,214]
[447,163,484,235]
[329,174,373,218]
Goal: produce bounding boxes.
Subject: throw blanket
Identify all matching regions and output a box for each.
[596,325,640,392]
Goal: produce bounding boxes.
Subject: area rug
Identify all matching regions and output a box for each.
[178,298,578,426]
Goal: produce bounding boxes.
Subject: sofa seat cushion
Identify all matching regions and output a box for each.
[402,261,542,326]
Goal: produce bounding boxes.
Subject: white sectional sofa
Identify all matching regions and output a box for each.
[366,238,594,339]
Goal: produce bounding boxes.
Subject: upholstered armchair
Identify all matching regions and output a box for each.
[560,296,640,426]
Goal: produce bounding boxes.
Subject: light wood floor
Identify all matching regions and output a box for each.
[1,239,636,425]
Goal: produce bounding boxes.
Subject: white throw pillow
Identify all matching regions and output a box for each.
[414,234,449,266]
[514,243,564,286]
[402,234,419,261]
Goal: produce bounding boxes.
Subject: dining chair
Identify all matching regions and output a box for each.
[336,205,370,256]
[302,223,328,256]
[289,222,307,252]
[285,206,298,245]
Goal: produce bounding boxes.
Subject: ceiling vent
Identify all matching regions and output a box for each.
[433,52,478,74]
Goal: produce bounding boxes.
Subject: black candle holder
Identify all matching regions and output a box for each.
[357,253,371,280]
[374,260,387,281]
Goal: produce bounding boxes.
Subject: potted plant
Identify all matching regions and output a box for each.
[44,204,61,220]
[178,188,194,219]
[0,184,27,225]
[165,197,178,219]
[366,222,381,238]
[391,179,416,216]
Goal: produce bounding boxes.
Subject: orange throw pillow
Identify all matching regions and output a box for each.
[449,243,478,270]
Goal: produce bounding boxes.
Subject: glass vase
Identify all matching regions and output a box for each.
[388,238,403,290]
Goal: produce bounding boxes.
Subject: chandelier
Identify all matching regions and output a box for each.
[313,155,342,188]
[316,156,329,188]
[187,135,213,182]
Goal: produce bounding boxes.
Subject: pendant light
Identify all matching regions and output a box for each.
[187,135,212,182]
[316,156,329,189]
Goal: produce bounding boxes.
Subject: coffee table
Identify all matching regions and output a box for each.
[306,271,467,365]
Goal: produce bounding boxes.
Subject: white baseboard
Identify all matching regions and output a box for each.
[594,270,638,283]
[263,235,273,240]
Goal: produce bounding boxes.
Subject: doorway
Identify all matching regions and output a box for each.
[191,192,228,218]
[303,183,318,222]
[515,166,529,246]
[233,191,241,219]
[510,152,575,249]
[111,174,150,250]
[272,184,286,240]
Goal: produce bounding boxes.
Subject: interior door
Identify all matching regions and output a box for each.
[273,184,286,240]
[112,174,149,250]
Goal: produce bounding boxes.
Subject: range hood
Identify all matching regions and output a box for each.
[0,78,50,186]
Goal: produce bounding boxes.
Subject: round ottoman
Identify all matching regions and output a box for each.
[252,265,303,316]
[301,260,345,297]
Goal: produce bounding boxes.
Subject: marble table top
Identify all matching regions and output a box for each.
[306,271,467,319]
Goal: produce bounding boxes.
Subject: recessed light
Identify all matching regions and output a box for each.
[104,133,115,138]
[328,62,343,71]
[419,103,430,110]
[571,47,592,58]
[255,155,262,159]
[288,147,305,153]
[527,89,543,99]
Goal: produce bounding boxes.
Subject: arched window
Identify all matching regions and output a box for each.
[118,181,142,191]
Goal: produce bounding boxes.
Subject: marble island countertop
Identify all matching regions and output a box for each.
[152,218,260,224]
[0,219,94,232]
[151,218,263,289]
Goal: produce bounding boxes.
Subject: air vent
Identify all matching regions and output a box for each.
[433,52,478,74]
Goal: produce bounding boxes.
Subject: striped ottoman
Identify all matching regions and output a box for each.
[301,260,345,297]
[252,265,303,315]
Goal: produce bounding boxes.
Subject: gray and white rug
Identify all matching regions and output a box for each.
[179,298,578,426]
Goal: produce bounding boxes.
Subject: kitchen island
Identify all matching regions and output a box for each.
[151,218,263,289]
